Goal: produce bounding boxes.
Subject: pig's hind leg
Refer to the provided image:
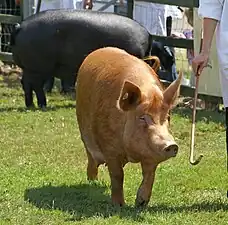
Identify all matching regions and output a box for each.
[22,69,47,109]
[86,148,99,181]
[33,78,47,109]
[21,71,34,108]
[81,135,105,181]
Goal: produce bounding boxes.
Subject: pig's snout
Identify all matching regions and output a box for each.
[163,143,179,157]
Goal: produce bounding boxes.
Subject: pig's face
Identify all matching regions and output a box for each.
[118,73,182,164]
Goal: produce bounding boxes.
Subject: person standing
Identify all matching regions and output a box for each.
[36,0,82,11]
[132,2,182,82]
[192,0,228,168]
[36,0,92,11]
[133,2,168,36]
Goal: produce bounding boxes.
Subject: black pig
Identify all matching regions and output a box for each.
[11,9,171,108]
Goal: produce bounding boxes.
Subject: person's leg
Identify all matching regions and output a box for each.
[171,61,178,81]
[218,67,228,169]
[225,106,228,181]
[225,107,228,170]
[166,46,178,82]
[1,23,7,52]
[76,1,83,9]
[166,16,172,37]
[190,71,196,87]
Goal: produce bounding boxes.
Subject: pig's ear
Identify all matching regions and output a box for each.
[163,70,183,108]
[118,80,142,111]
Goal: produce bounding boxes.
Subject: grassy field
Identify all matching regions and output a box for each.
[0,74,227,225]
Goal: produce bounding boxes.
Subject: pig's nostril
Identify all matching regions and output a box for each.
[164,144,179,155]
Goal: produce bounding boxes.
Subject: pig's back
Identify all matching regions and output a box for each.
[21,9,148,40]
[16,9,150,58]
[12,9,151,74]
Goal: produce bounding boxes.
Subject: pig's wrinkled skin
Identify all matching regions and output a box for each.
[76,47,182,207]
[11,9,153,108]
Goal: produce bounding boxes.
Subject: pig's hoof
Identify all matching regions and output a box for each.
[87,175,98,181]
[135,196,149,208]
[39,105,47,111]
[112,201,125,207]
[111,197,125,207]
[26,104,35,110]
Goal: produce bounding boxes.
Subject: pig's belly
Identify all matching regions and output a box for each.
[82,135,106,165]
[90,151,106,165]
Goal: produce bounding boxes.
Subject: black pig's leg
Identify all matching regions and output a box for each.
[44,76,55,93]
[21,72,34,108]
[33,79,47,109]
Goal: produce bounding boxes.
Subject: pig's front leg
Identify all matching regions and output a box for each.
[135,162,157,207]
[106,157,125,206]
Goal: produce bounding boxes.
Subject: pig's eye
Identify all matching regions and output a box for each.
[139,116,147,127]
[139,115,154,125]
[139,116,146,122]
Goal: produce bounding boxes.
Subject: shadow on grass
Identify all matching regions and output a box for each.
[172,107,225,125]
[24,183,228,221]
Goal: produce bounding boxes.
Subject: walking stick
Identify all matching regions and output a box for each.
[189,70,204,165]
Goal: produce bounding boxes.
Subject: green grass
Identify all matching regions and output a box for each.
[0,74,227,225]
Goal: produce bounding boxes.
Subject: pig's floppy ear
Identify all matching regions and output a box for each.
[118,80,142,111]
[163,70,183,108]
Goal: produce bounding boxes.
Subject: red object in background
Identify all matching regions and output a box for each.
[83,0,93,9]
[15,0,20,6]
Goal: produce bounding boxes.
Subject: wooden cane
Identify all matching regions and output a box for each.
[189,72,204,165]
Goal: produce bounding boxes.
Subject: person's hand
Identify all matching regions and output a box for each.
[171,32,186,39]
[192,52,210,76]
[83,0,93,9]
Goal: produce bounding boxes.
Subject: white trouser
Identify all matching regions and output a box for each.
[35,0,83,11]
[133,1,167,36]
[218,67,228,107]
[216,26,228,107]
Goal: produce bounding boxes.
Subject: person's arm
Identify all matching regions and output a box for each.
[192,0,223,74]
[201,18,218,55]
[83,0,93,9]
[199,0,223,53]
[192,18,218,74]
